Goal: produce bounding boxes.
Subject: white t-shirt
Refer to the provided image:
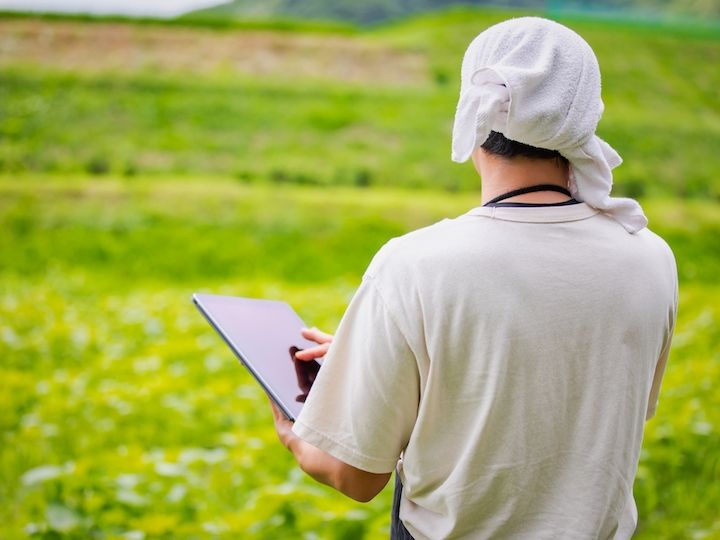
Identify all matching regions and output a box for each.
[293,203,678,539]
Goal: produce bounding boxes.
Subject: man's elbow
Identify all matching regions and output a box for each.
[345,490,379,503]
[335,467,391,502]
[336,477,385,503]
[646,401,658,421]
[297,456,388,502]
[293,440,391,502]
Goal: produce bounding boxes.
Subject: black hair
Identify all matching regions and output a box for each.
[481,131,569,166]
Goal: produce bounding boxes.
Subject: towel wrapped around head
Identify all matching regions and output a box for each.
[451,17,647,233]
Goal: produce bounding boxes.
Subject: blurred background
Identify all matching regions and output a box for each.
[0,0,718,538]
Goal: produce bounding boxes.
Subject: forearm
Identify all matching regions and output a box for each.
[286,435,391,502]
[287,437,347,495]
[268,329,392,502]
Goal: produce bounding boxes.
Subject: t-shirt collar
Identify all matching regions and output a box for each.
[464,202,599,223]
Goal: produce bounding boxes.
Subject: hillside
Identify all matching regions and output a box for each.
[187,0,720,24]
[1,9,719,197]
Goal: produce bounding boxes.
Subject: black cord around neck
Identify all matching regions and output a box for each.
[483,184,572,207]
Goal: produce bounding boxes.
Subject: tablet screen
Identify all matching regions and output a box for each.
[193,293,320,421]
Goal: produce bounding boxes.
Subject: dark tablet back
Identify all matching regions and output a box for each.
[193,293,320,421]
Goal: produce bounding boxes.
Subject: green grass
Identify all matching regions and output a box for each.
[0,10,360,34]
[0,69,452,189]
[1,10,719,196]
[1,7,719,539]
[1,179,719,538]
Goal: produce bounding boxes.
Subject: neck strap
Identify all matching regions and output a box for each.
[484,184,572,207]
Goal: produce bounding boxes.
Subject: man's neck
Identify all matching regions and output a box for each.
[472,150,571,205]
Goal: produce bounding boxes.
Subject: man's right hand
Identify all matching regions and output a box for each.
[295,327,333,361]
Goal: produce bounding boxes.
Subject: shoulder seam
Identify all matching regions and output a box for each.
[362,274,415,353]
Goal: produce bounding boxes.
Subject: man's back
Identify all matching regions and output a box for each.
[297,203,676,539]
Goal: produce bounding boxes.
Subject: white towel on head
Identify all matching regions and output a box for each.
[451,17,647,233]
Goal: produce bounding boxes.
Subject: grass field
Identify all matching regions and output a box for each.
[1,7,719,539]
[1,10,719,195]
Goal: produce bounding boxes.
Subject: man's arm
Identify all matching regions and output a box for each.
[646,335,673,421]
[270,399,391,502]
[270,326,391,502]
[647,278,678,421]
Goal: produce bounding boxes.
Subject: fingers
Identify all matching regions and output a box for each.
[301,327,333,344]
[268,396,284,421]
[294,343,330,361]
[268,397,295,449]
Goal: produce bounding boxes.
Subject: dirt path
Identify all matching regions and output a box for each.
[0,19,429,85]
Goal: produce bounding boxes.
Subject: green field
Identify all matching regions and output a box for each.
[1,7,719,539]
[1,10,719,195]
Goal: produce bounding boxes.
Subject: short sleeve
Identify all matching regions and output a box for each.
[292,275,420,474]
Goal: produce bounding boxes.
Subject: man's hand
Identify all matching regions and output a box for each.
[267,327,391,503]
[270,326,334,446]
[269,397,296,449]
[294,327,333,361]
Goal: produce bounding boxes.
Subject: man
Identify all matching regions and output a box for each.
[270,17,677,539]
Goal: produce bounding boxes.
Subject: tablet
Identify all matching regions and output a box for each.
[193,293,321,421]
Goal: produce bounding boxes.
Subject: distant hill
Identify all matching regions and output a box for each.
[186,0,720,25]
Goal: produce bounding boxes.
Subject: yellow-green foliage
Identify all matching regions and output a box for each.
[1,180,719,538]
[1,7,719,540]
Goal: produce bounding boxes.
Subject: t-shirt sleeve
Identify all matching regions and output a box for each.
[292,274,420,474]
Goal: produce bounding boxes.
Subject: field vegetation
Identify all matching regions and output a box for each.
[1,7,719,539]
[1,10,719,195]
